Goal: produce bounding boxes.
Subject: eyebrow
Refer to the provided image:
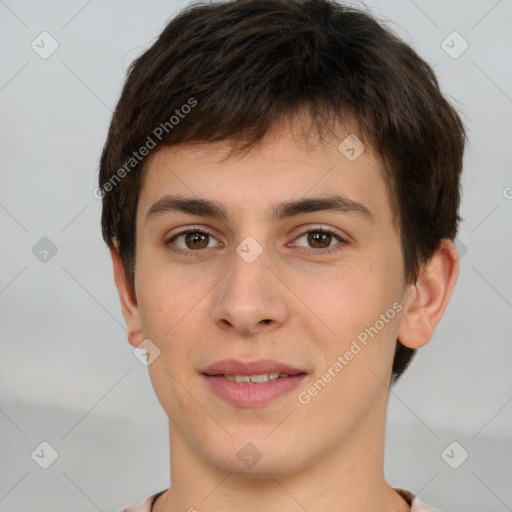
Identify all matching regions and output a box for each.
[146,194,375,224]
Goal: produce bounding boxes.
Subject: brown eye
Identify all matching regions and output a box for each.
[292,228,347,256]
[184,232,210,249]
[166,229,221,256]
[307,231,332,248]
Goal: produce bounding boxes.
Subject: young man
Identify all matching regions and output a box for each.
[98,0,465,510]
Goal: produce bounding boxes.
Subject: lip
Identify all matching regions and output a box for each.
[201,359,309,408]
[201,358,307,376]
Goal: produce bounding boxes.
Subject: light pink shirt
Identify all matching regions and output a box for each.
[117,487,440,511]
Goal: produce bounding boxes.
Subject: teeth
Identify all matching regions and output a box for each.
[224,372,288,383]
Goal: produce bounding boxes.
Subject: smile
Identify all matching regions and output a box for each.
[223,372,290,383]
[202,373,307,407]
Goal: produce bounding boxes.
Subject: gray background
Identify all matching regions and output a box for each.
[1,0,511,511]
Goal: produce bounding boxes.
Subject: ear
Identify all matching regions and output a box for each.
[110,244,144,348]
[397,239,459,349]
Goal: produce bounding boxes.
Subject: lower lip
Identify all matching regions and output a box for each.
[202,374,307,407]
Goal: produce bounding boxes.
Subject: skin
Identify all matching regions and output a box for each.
[111,116,459,512]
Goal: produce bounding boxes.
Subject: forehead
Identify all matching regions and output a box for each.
[137,120,393,230]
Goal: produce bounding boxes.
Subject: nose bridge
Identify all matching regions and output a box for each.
[211,235,288,334]
[232,240,269,300]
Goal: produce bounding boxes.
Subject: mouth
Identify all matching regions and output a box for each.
[219,372,297,383]
[205,371,305,384]
[201,359,308,407]
[201,358,307,377]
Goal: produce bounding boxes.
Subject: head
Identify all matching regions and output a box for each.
[99,0,464,479]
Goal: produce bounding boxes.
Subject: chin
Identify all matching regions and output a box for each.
[202,436,308,478]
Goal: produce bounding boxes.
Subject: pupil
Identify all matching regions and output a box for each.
[186,232,208,249]
[309,232,330,248]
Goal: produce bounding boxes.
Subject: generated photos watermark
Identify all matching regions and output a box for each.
[297,301,403,404]
[93,97,197,199]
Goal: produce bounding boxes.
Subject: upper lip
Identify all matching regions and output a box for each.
[202,359,308,376]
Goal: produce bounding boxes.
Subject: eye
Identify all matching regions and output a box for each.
[166,228,221,256]
[291,228,347,255]
[165,226,348,258]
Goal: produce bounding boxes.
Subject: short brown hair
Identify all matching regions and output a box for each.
[98,0,466,382]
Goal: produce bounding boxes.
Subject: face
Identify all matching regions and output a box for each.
[129,121,413,477]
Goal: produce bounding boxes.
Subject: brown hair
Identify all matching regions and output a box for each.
[98,0,466,382]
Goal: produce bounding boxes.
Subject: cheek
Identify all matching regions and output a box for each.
[135,258,200,337]
[297,272,401,424]
[293,256,403,380]
[137,268,205,416]
[297,261,393,332]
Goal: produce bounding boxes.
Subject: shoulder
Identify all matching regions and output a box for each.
[394,487,442,512]
[118,488,440,512]
[116,490,166,512]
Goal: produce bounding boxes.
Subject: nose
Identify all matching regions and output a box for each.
[210,244,290,337]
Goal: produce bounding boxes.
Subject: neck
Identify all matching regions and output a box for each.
[153,403,409,512]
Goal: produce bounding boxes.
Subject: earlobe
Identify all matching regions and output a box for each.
[110,245,144,348]
[397,239,459,349]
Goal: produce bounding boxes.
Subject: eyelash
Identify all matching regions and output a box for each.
[165,226,348,258]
